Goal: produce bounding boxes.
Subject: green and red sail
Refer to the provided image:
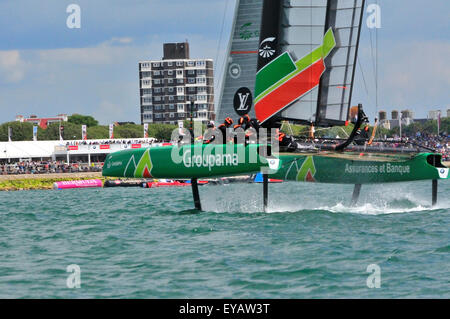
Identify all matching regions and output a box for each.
[255,29,336,123]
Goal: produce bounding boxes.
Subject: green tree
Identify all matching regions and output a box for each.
[0,121,34,141]
[68,114,99,127]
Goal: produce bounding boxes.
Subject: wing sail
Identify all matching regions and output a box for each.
[254,0,365,127]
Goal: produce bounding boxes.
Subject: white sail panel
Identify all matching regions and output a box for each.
[216,0,264,124]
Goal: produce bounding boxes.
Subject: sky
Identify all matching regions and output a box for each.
[0,0,449,124]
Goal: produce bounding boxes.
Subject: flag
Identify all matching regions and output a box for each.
[438,111,441,135]
[109,124,114,139]
[60,125,64,142]
[144,123,149,138]
[8,127,12,142]
[33,126,38,141]
[82,125,87,140]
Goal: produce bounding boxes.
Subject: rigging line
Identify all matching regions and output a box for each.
[374,0,380,138]
[368,23,377,96]
[214,0,230,76]
[358,58,369,97]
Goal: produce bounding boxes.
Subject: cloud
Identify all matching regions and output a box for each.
[0,50,26,83]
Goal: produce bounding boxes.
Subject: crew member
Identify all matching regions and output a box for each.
[276,129,296,151]
[217,117,233,144]
[203,121,216,144]
[355,125,370,145]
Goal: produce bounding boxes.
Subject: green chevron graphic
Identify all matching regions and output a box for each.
[134,149,153,178]
[296,156,317,182]
[255,28,336,103]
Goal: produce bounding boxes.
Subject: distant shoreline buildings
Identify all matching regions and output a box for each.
[378,108,449,130]
[138,42,215,125]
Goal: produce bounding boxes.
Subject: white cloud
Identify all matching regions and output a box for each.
[0,50,26,83]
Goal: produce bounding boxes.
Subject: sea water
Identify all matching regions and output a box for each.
[0,180,449,298]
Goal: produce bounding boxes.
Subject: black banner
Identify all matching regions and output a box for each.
[256,0,282,72]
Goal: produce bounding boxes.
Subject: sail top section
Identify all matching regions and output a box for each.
[254,0,365,127]
[216,0,264,124]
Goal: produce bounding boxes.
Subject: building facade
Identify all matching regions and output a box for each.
[138,42,214,125]
[16,114,68,129]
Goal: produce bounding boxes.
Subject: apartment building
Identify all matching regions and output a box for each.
[139,42,214,125]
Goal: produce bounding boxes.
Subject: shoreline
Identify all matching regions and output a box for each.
[0,172,104,191]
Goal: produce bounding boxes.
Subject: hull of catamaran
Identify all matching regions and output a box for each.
[102,145,449,184]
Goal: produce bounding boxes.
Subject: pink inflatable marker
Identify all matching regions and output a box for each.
[53,179,103,190]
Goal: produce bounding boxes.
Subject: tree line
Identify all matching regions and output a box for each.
[0,114,448,142]
[0,115,177,142]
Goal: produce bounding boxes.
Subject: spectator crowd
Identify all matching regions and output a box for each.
[1,160,103,175]
[65,138,157,146]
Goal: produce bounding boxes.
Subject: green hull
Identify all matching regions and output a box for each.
[102,144,449,184]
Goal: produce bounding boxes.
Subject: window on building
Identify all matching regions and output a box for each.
[187,61,195,67]
[197,87,207,93]
[169,104,175,110]
[177,96,184,101]
[154,97,161,102]
[169,96,175,101]
[188,70,195,75]
[168,87,174,93]
[152,62,160,67]
[142,80,151,86]
[153,70,160,76]
[168,79,173,84]
[177,87,184,94]
[176,70,183,76]
[176,61,184,67]
[167,62,173,67]
[167,70,173,76]
[177,79,184,84]
[197,69,206,76]
[196,61,205,67]
[197,78,206,84]
[154,88,161,93]
[143,89,152,95]
[188,78,195,84]
[169,113,175,118]
[177,104,184,111]
[153,79,161,85]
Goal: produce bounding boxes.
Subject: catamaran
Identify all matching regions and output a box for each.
[102,0,448,210]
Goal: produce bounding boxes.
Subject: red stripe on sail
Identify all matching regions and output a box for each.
[255,60,325,123]
[231,51,258,55]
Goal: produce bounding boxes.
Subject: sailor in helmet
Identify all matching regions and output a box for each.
[217,117,234,144]
[203,121,217,144]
